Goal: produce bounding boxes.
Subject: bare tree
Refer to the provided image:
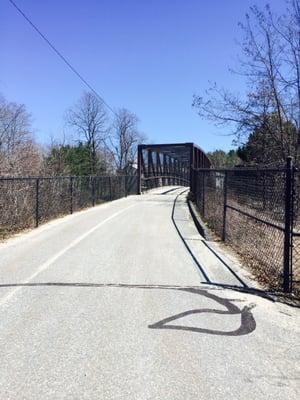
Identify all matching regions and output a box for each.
[66,92,108,174]
[109,108,146,173]
[0,95,41,176]
[193,0,300,164]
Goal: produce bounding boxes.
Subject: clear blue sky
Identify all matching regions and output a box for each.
[1,0,286,152]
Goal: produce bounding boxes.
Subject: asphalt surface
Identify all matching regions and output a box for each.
[0,186,299,399]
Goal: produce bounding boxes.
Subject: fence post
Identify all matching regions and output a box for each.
[283,156,293,293]
[202,171,205,216]
[222,171,228,241]
[70,177,73,214]
[35,178,40,228]
[262,171,266,210]
[109,176,112,200]
[125,176,128,197]
[92,176,96,207]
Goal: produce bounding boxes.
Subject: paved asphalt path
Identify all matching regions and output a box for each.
[0,187,299,399]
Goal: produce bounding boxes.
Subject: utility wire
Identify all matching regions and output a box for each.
[8,0,117,116]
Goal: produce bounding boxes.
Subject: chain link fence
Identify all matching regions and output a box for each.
[292,170,300,294]
[0,174,137,239]
[191,161,299,294]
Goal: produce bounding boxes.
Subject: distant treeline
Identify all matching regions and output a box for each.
[194,0,300,167]
[0,91,146,177]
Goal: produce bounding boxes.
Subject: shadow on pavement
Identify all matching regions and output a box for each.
[0,282,256,336]
[171,189,250,288]
[170,191,300,307]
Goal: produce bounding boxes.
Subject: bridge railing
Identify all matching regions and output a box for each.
[191,159,299,294]
[141,174,189,191]
[0,174,137,239]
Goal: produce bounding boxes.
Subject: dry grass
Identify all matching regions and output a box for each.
[0,176,131,241]
[197,187,300,294]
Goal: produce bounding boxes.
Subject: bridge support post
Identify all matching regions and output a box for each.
[137,145,142,194]
[189,144,194,193]
[163,154,167,186]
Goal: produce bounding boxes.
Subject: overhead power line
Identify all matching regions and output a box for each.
[8,0,117,116]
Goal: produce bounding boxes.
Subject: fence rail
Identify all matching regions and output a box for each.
[2,165,300,294]
[0,174,137,239]
[191,158,299,294]
[141,175,189,191]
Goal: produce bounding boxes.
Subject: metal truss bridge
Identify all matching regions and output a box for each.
[137,142,211,193]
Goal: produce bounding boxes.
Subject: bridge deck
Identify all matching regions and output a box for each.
[0,187,299,399]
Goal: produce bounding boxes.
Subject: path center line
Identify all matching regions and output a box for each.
[0,203,136,307]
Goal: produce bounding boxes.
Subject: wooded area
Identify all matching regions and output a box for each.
[194,0,300,168]
[0,91,145,177]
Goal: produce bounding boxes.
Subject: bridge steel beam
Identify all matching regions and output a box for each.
[137,142,211,194]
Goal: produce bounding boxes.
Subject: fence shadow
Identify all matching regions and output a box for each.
[0,282,256,336]
[171,189,250,288]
